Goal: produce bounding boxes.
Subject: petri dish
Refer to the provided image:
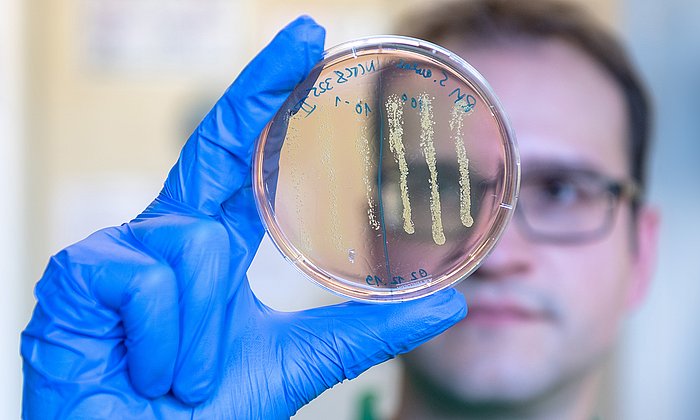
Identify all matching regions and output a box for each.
[253,36,519,302]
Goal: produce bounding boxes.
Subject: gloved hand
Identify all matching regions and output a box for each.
[21,16,467,419]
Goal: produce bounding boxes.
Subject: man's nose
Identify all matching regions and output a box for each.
[471,217,532,281]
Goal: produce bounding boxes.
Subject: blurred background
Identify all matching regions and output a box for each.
[1,0,698,418]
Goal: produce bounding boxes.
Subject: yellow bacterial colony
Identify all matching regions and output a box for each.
[386,94,415,235]
[320,118,344,252]
[285,114,312,254]
[450,100,474,228]
[380,92,475,246]
[356,124,381,231]
[418,93,446,245]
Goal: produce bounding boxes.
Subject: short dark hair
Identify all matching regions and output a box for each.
[396,0,652,202]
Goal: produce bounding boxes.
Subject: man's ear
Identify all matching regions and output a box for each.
[625,205,660,311]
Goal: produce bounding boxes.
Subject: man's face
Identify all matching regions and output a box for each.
[402,39,657,404]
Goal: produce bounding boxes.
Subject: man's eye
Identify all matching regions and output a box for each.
[541,179,577,202]
[529,177,593,207]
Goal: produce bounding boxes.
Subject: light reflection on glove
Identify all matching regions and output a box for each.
[21,16,467,419]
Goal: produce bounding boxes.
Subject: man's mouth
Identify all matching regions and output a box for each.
[465,301,547,325]
[454,280,561,327]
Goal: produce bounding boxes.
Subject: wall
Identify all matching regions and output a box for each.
[620,1,700,419]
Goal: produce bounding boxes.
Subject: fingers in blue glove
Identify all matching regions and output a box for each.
[22,227,180,399]
[163,15,326,216]
[127,212,231,404]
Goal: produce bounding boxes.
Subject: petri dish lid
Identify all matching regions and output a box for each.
[253,36,519,302]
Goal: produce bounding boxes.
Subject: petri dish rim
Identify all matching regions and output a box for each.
[253,35,520,303]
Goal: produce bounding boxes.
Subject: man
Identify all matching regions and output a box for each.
[390,1,659,419]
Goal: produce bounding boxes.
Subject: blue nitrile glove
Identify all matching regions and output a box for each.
[21,16,467,419]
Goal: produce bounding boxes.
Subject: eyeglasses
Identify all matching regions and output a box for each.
[515,168,640,243]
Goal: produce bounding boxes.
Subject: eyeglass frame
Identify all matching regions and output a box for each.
[512,167,641,244]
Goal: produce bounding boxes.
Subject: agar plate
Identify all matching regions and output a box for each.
[253,36,519,302]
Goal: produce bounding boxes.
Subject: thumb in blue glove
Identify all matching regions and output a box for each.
[183,285,466,418]
[21,15,467,419]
